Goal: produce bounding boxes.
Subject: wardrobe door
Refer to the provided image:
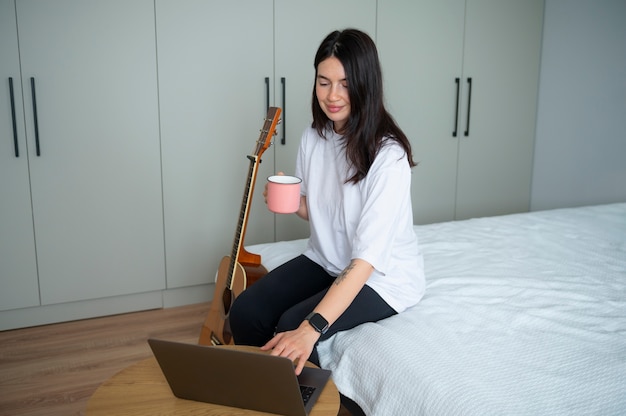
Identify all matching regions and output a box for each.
[378,0,466,224]
[16,0,165,304]
[455,0,543,219]
[379,0,543,223]
[0,0,39,311]
[273,0,377,241]
[157,0,274,288]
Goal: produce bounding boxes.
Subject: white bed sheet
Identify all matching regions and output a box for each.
[246,204,626,415]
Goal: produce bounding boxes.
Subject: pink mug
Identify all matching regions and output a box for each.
[267,175,302,214]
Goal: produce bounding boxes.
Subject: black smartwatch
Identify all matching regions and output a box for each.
[305,312,329,334]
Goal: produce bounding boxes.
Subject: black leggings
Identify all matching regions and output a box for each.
[229,255,396,366]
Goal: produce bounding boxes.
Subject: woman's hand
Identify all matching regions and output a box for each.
[260,321,320,375]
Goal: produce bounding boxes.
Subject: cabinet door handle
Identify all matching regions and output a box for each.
[265,77,270,111]
[30,77,41,156]
[464,77,472,137]
[9,78,19,157]
[453,77,460,137]
[281,77,286,145]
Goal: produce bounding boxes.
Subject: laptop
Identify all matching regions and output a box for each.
[147,338,331,416]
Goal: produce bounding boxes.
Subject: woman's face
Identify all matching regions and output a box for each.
[315,56,351,132]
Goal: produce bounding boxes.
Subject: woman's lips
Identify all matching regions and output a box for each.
[327,105,343,113]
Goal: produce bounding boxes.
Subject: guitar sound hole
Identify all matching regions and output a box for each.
[222,322,233,344]
[222,288,233,315]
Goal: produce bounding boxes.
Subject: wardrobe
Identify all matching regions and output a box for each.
[1,0,165,327]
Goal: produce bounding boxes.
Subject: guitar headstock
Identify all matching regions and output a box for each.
[254,107,282,158]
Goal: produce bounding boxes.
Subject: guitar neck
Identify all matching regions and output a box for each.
[227,154,259,276]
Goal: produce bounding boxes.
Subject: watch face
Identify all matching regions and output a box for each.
[308,313,328,334]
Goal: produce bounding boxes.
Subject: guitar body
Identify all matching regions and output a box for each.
[199,256,269,345]
[198,107,281,346]
[238,247,269,287]
[200,257,246,346]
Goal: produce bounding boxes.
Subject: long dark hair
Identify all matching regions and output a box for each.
[311,29,416,184]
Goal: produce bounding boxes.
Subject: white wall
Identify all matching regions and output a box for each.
[531,0,626,211]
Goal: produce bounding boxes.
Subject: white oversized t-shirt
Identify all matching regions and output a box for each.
[295,127,425,312]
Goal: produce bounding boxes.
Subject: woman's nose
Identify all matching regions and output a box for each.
[328,85,340,101]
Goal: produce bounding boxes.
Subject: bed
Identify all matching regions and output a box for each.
[245,203,626,415]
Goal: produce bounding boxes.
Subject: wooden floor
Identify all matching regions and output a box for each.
[0,302,351,416]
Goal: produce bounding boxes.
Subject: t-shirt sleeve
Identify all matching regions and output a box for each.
[351,144,413,275]
[295,130,308,197]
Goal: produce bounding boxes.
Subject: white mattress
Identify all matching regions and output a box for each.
[246,204,626,415]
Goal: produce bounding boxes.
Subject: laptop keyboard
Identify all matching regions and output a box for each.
[299,385,316,405]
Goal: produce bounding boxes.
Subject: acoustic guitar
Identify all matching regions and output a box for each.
[199,107,282,346]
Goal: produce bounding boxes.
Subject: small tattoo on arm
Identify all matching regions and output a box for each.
[334,261,356,285]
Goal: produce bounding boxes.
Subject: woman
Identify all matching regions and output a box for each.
[230,29,425,376]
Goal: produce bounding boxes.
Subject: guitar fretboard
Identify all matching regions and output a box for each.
[227,154,258,286]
